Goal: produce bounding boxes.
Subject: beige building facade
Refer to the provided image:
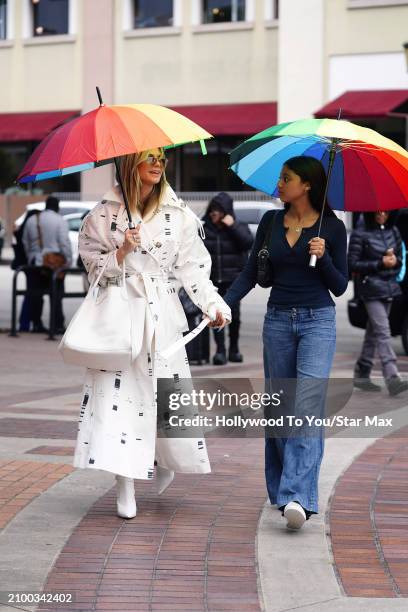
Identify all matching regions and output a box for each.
[0,0,407,198]
[279,0,408,122]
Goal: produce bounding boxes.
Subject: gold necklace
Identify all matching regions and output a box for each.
[285,214,318,234]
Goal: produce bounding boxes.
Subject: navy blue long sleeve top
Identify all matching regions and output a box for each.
[223,209,348,309]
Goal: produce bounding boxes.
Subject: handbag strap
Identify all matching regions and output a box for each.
[261,210,278,251]
[36,213,43,249]
[91,257,126,291]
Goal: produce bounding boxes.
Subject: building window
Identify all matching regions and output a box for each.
[32,0,69,36]
[0,0,7,39]
[202,0,246,24]
[133,0,173,28]
[264,0,279,20]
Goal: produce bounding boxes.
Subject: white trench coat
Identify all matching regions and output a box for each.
[73,184,230,479]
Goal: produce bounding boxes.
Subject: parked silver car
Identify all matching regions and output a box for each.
[233,201,283,238]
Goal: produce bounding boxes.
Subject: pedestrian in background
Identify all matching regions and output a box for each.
[202,192,253,365]
[224,156,348,530]
[22,195,72,333]
[11,209,40,331]
[349,211,408,396]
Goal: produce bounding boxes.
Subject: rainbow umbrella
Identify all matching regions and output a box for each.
[18,88,212,225]
[229,118,408,212]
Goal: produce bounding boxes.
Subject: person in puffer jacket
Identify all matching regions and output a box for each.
[202,192,254,365]
[348,210,408,396]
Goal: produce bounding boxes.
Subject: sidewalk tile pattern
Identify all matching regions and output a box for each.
[38,439,265,612]
[25,446,75,456]
[0,417,76,439]
[329,429,408,598]
[0,459,74,529]
[0,407,78,416]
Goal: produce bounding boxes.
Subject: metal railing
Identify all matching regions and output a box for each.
[52,190,275,202]
[10,266,87,340]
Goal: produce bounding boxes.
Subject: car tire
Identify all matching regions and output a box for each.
[402,315,408,356]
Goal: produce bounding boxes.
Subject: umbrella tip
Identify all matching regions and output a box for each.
[96,86,104,106]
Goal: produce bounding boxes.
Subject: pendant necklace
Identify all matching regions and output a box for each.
[286,214,318,234]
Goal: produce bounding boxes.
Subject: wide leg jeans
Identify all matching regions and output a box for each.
[263,306,336,514]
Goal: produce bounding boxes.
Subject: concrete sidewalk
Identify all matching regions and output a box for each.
[0,324,408,610]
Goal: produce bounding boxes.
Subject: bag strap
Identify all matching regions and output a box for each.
[91,257,126,291]
[36,213,43,249]
[261,210,278,251]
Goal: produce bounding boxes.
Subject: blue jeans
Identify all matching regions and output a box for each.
[263,306,336,514]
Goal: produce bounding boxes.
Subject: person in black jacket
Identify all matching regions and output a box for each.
[11,209,40,331]
[348,211,408,396]
[202,192,253,364]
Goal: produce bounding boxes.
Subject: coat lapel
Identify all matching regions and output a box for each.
[101,184,196,262]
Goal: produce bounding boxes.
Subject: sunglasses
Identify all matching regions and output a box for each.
[144,154,168,168]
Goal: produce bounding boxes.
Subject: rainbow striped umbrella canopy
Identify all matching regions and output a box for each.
[18,103,212,183]
[230,118,408,211]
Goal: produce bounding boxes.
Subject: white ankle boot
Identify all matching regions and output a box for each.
[115,475,137,518]
[156,465,175,495]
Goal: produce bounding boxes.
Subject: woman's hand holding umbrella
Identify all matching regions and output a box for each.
[116,225,142,265]
[308,237,326,260]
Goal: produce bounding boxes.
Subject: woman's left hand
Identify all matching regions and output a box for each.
[308,237,326,259]
[207,310,229,330]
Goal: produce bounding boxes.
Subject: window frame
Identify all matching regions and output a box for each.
[191,0,255,26]
[201,0,246,24]
[0,0,14,41]
[347,0,408,8]
[265,0,279,21]
[124,0,181,31]
[23,0,76,40]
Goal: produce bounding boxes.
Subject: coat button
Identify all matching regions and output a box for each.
[155,241,162,248]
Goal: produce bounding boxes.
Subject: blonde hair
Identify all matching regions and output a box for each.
[118,148,168,217]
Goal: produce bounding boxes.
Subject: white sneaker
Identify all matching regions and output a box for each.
[284,502,306,530]
[156,465,175,495]
[115,475,137,518]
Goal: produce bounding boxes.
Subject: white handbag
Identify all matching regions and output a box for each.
[59,260,146,371]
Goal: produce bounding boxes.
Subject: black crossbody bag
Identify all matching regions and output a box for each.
[257,211,278,288]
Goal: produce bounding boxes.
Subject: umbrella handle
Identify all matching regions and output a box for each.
[309,254,317,268]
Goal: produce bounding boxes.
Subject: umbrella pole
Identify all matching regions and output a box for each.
[113,156,135,229]
[95,86,135,229]
[309,139,338,268]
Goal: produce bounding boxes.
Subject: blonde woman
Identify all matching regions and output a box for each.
[74,148,230,518]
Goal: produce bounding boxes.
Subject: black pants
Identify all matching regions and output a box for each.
[213,282,241,353]
[26,267,65,330]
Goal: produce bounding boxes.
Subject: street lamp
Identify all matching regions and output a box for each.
[403,42,408,71]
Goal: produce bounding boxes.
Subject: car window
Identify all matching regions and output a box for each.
[67,217,82,232]
[235,208,259,225]
[61,207,89,216]
[235,207,270,225]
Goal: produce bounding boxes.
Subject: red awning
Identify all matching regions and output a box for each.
[315,90,408,119]
[0,110,80,142]
[170,102,277,135]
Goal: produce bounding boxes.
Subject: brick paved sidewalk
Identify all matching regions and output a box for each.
[1,331,408,611]
[0,460,74,530]
[330,428,408,598]
[37,439,265,612]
